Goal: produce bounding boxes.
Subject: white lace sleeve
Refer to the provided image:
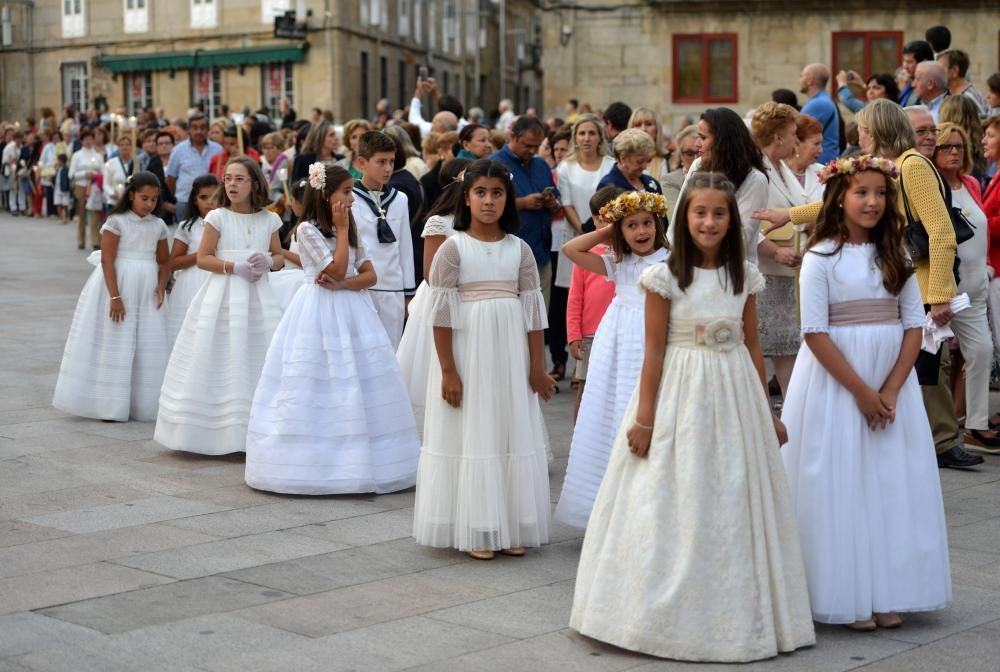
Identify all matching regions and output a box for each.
[426,237,462,328]
[745,262,766,295]
[297,222,334,270]
[798,251,829,334]
[637,262,674,299]
[899,273,925,330]
[100,215,123,237]
[421,215,454,238]
[518,240,548,332]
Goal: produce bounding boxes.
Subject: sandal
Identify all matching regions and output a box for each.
[874,612,902,629]
[467,550,495,561]
[844,618,877,632]
[499,547,526,557]
[550,363,566,382]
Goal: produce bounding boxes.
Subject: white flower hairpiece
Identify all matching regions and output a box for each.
[308,162,326,191]
[598,190,670,225]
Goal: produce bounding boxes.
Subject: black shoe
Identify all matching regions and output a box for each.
[77,243,85,250]
[937,446,985,469]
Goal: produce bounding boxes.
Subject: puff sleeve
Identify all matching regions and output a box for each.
[637,262,675,299]
[519,240,549,331]
[745,261,766,295]
[899,273,926,330]
[798,250,830,334]
[100,215,123,237]
[296,222,334,271]
[426,237,462,328]
[421,215,455,238]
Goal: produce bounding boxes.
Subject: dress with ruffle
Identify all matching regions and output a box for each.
[412,232,551,552]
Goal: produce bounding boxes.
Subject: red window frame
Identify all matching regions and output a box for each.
[671,33,739,104]
[831,30,903,98]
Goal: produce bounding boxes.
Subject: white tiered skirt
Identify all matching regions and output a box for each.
[166,265,210,345]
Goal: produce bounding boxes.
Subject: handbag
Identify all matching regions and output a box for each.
[899,153,975,261]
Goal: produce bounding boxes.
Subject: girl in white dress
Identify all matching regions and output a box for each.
[413,159,557,560]
[571,172,815,662]
[553,190,669,528]
[268,177,308,309]
[53,172,171,421]
[155,157,286,455]
[166,174,218,344]
[397,157,471,425]
[780,156,952,630]
[246,164,420,494]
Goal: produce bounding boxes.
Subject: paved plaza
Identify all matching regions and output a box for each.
[0,212,998,671]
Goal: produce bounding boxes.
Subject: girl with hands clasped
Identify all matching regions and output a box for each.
[553,189,669,528]
[570,172,815,663]
[245,164,420,494]
[166,174,218,344]
[413,159,556,561]
[155,157,285,455]
[53,172,172,422]
[780,156,951,631]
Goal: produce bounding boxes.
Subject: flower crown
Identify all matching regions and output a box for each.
[308,162,326,191]
[598,190,670,225]
[817,155,898,185]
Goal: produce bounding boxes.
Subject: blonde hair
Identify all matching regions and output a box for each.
[260,131,286,151]
[934,122,973,176]
[612,127,655,160]
[856,99,915,159]
[750,102,798,147]
[627,107,665,157]
[566,113,609,163]
[342,118,373,151]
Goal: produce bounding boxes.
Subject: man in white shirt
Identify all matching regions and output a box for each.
[103,133,137,208]
[409,78,467,137]
[914,61,950,123]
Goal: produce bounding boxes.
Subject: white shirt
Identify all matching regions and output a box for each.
[68,146,102,188]
[351,187,416,294]
[758,156,810,277]
[103,155,136,207]
[409,98,468,138]
[952,183,989,297]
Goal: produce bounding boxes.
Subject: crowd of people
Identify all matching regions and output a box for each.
[5,21,1000,664]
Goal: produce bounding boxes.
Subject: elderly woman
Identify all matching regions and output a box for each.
[785,114,826,202]
[627,107,669,181]
[596,127,661,194]
[932,122,997,449]
[456,123,493,160]
[661,124,698,213]
[334,118,374,180]
[752,102,809,397]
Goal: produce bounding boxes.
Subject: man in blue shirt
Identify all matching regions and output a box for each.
[166,113,222,221]
[799,63,840,164]
[898,41,934,107]
[489,115,560,305]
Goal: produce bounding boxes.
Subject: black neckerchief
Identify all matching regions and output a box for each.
[353,181,399,243]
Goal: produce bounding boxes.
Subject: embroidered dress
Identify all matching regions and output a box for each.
[166,216,211,345]
[780,241,952,623]
[53,212,170,421]
[413,233,551,551]
[554,247,667,528]
[154,208,283,455]
[571,261,815,662]
[245,222,420,494]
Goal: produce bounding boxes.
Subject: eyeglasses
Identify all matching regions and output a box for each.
[223,175,249,184]
[937,143,965,153]
[914,127,938,137]
[680,150,699,158]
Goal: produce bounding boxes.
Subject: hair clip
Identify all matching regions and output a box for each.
[308,162,326,190]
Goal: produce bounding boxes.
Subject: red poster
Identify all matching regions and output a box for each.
[268,65,282,96]
[197,71,211,99]
[131,75,144,101]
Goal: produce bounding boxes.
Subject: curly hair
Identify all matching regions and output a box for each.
[750,102,798,148]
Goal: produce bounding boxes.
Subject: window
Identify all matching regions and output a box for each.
[413,0,422,44]
[62,0,85,38]
[262,63,294,119]
[366,0,386,29]
[672,33,738,103]
[123,0,147,33]
[191,0,216,29]
[428,1,437,50]
[192,68,221,117]
[398,0,410,37]
[360,51,370,118]
[125,72,153,114]
[398,60,407,110]
[832,31,903,95]
[443,71,450,97]
[262,0,299,24]
[443,0,458,55]
[380,56,388,100]
[61,62,88,112]
[360,0,369,24]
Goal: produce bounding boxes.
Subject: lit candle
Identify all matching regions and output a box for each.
[278,166,290,202]
[236,122,244,156]
[129,116,138,175]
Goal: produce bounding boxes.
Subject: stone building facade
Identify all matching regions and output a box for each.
[0,0,543,123]
[539,0,1000,130]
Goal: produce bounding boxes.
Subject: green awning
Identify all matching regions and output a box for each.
[100,43,309,74]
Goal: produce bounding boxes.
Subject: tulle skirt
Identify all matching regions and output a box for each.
[245,284,420,494]
[396,281,434,430]
[268,267,307,311]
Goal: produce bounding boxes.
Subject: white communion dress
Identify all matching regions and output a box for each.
[154,208,284,455]
[554,247,668,528]
[268,231,306,310]
[571,261,815,662]
[245,222,421,494]
[412,232,551,552]
[166,216,211,345]
[780,241,952,623]
[53,212,170,422]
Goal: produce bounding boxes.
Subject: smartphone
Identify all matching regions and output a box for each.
[542,187,555,198]
[846,72,855,81]
[418,66,429,82]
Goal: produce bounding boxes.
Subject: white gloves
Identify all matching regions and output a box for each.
[232,260,263,283]
[247,252,272,273]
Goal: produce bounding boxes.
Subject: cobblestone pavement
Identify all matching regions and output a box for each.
[1,213,998,671]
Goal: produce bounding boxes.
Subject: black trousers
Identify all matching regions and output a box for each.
[548,251,569,367]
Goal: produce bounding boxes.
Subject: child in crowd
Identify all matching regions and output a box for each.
[554,189,669,528]
[245,163,420,494]
[780,156,952,630]
[155,156,285,455]
[2,130,26,215]
[85,169,106,246]
[166,174,219,344]
[413,159,556,560]
[351,130,415,348]
[269,177,309,310]
[566,186,622,422]
[53,153,71,224]
[53,172,171,421]
[571,172,815,662]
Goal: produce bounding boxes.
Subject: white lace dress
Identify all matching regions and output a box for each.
[554,247,667,528]
[781,241,952,623]
[166,216,211,345]
[245,222,420,494]
[571,261,815,662]
[53,212,170,421]
[154,208,284,455]
[413,233,551,552]
[397,214,456,428]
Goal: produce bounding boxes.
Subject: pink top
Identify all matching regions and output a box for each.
[566,244,616,342]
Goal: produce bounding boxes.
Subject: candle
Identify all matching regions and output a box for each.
[109,114,115,144]
[236,122,244,156]
[129,116,138,175]
[794,224,802,324]
[278,166,290,202]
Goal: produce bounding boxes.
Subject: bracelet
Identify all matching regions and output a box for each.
[222,261,229,275]
[110,295,121,301]
[634,420,653,430]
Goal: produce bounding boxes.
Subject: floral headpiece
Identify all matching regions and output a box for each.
[308,162,326,191]
[817,155,898,185]
[598,190,670,225]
